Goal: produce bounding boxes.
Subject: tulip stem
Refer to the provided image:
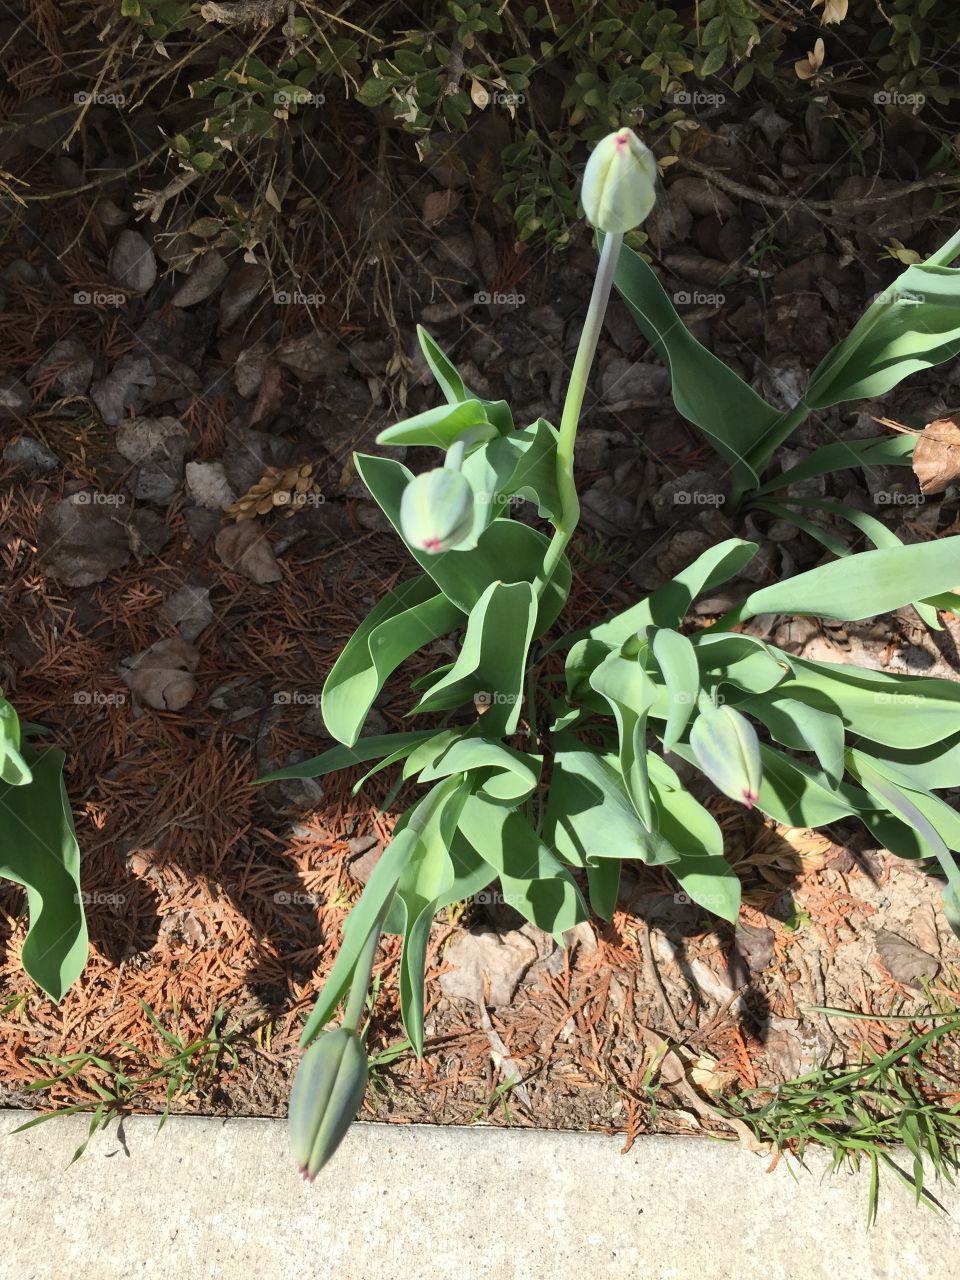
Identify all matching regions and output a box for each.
[342,911,386,1035]
[537,230,623,596]
[444,439,466,472]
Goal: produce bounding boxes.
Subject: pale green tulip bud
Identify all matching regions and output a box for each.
[689,704,762,810]
[400,467,475,554]
[288,1028,368,1180]
[581,127,657,233]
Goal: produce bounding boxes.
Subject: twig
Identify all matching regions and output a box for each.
[638,923,684,1039]
[680,155,959,213]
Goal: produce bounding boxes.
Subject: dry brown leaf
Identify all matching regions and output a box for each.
[121,637,199,711]
[912,415,960,494]
[215,521,282,583]
[795,38,825,80]
[422,188,461,225]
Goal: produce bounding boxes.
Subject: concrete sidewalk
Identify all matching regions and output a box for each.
[2,1111,957,1280]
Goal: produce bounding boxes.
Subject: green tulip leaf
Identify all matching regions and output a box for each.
[743,537,960,622]
[320,576,462,746]
[0,746,87,1000]
[457,796,589,943]
[412,580,537,736]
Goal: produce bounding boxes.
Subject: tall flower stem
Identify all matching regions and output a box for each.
[537,230,623,596]
[341,908,387,1035]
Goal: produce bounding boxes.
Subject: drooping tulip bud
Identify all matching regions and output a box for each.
[400,467,475,554]
[689,704,762,810]
[581,127,657,234]
[288,1028,369,1180]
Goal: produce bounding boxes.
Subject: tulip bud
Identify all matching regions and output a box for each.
[400,467,475,554]
[689,704,762,810]
[581,127,657,234]
[288,1029,369,1180]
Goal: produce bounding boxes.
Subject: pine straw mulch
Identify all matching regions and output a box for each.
[3,437,960,1141]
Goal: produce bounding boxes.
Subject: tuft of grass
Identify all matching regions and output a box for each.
[717,1002,960,1224]
[13,1000,245,1164]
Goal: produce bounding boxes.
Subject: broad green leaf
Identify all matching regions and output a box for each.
[417,737,540,805]
[742,694,845,786]
[355,453,570,634]
[543,746,680,868]
[384,776,471,1055]
[457,796,589,943]
[754,496,941,628]
[864,734,960,790]
[743,537,960,622]
[804,260,960,410]
[590,538,759,643]
[611,239,778,488]
[417,325,514,434]
[0,746,87,1000]
[751,499,851,560]
[0,695,31,787]
[320,576,461,746]
[589,650,657,827]
[300,826,419,1045]
[670,850,741,923]
[752,435,915,497]
[848,751,960,857]
[376,399,499,448]
[438,833,498,910]
[412,580,537,736]
[693,632,792,697]
[651,628,699,750]
[648,754,723,858]
[783,657,960,749]
[586,860,621,920]
[258,731,438,783]
[485,418,563,520]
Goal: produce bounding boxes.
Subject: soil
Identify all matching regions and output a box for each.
[3,87,960,1143]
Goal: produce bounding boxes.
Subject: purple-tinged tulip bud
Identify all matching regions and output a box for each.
[400,467,475,554]
[288,1029,368,1180]
[581,127,657,234]
[689,704,762,810]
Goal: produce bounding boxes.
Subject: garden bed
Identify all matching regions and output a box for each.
[2,21,960,1156]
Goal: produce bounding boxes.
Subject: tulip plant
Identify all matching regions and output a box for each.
[268,128,960,1178]
[0,693,86,1000]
